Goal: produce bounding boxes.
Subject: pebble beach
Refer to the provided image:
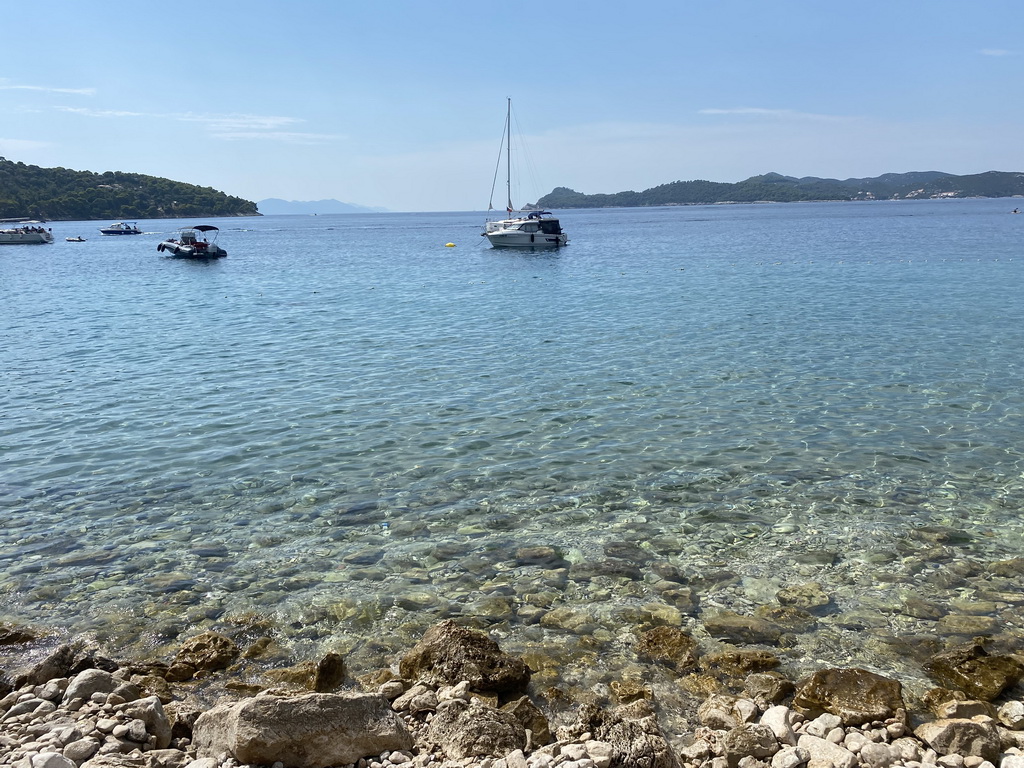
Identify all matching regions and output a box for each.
[2,616,1023,768]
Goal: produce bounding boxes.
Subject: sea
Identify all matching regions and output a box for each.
[2,199,1023,729]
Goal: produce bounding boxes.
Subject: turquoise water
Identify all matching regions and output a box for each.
[2,200,1023,720]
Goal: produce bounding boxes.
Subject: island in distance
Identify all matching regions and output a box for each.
[535,170,1024,208]
[257,198,387,215]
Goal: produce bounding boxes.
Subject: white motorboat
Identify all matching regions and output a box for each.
[99,222,142,235]
[482,98,568,249]
[0,225,53,244]
[157,225,227,259]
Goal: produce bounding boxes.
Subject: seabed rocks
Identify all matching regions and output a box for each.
[1,621,1024,768]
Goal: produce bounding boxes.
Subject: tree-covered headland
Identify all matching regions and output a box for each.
[535,171,1024,209]
[0,158,259,220]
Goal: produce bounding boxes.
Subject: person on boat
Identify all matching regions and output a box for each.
[1013,208,1020,214]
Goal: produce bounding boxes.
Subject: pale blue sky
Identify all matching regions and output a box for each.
[3,1,1022,211]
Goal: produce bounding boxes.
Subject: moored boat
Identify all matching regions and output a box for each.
[482,98,568,249]
[100,222,142,235]
[0,225,54,245]
[157,225,227,259]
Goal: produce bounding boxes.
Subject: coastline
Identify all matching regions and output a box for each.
[2,618,1023,768]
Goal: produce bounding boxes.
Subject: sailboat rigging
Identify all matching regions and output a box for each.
[482,98,568,248]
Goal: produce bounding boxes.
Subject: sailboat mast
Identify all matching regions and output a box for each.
[505,97,513,214]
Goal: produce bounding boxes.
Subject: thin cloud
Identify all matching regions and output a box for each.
[980,48,1016,56]
[699,107,847,122]
[211,130,343,144]
[55,107,147,118]
[51,106,339,143]
[0,82,95,96]
[176,113,304,131]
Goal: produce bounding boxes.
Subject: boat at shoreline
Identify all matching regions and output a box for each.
[482,98,568,249]
[100,222,142,235]
[0,225,54,245]
[157,225,227,259]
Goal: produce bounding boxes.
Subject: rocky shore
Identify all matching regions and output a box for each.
[2,620,1023,768]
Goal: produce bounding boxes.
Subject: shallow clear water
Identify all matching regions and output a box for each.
[2,200,1023,720]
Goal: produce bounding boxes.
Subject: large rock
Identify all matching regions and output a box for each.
[398,619,531,694]
[116,695,173,749]
[796,734,857,768]
[723,723,780,767]
[792,668,905,726]
[427,698,527,759]
[914,717,1002,762]
[64,668,119,704]
[167,632,239,681]
[192,692,412,768]
[564,700,681,768]
[923,639,1024,701]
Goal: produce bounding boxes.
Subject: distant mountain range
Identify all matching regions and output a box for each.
[536,171,1024,209]
[257,198,387,215]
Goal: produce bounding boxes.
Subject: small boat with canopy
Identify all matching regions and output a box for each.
[157,225,227,259]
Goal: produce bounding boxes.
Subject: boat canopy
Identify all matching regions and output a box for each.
[192,225,219,232]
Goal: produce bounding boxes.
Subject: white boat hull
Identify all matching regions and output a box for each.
[0,229,53,244]
[483,215,568,248]
[485,230,568,248]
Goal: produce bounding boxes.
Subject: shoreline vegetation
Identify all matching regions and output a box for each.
[534,171,1024,209]
[2,618,1023,768]
[0,158,259,222]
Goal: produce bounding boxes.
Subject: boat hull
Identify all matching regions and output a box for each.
[100,222,142,235]
[157,241,227,259]
[485,231,568,248]
[483,215,568,248]
[0,229,54,244]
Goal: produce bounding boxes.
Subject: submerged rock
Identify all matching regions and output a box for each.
[924,639,1024,701]
[792,667,905,726]
[398,619,531,694]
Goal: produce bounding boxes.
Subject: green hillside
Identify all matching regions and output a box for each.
[536,171,1024,209]
[0,158,259,220]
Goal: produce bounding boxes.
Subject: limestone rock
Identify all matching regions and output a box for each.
[566,699,681,768]
[924,640,1024,701]
[168,632,239,681]
[914,717,1001,762]
[636,626,699,671]
[427,698,527,759]
[745,673,796,706]
[724,723,780,767]
[795,734,857,768]
[192,692,412,768]
[116,695,172,749]
[998,700,1024,730]
[760,705,800,747]
[398,619,531,694]
[312,652,345,692]
[63,669,119,705]
[501,695,552,746]
[792,668,905,726]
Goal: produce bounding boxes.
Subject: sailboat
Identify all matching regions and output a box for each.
[482,98,568,248]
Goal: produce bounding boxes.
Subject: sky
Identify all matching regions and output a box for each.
[3,1,1023,212]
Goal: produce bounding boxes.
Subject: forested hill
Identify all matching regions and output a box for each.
[535,170,1024,209]
[0,158,259,220]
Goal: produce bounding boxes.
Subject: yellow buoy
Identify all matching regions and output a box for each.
[445,242,456,247]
